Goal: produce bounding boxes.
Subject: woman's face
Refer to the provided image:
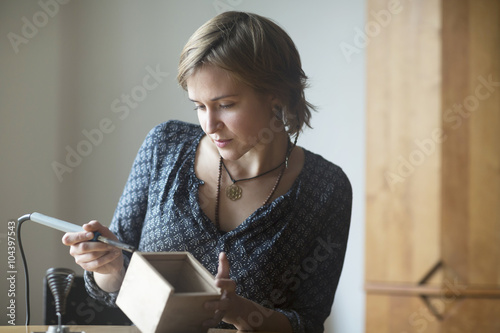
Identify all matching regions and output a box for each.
[187,65,277,161]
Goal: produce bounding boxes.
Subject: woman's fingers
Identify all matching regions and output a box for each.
[204,296,230,312]
[74,247,122,272]
[61,230,94,246]
[61,220,124,274]
[215,278,236,293]
[203,252,240,327]
[83,220,119,240]
[62,220,120,247]
[216,252,230,279]
[69,239,116,257]
[203,297,230,328]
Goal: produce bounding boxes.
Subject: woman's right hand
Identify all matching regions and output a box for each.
[62,220,125,292]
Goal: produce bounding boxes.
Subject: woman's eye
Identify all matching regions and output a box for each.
[193,103,233,111]
[219,103,234,110]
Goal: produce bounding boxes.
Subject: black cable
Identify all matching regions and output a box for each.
[17,214,31,326]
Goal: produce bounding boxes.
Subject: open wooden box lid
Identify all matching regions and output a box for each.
[116,252,221,333]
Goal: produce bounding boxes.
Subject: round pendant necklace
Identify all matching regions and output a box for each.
[215,155,287,229]
[225,182,243,201]
[221,158,285,201]
[214,136,297,230]
[220,139,293,201]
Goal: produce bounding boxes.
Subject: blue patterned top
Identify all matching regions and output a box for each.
[84,120,352,333]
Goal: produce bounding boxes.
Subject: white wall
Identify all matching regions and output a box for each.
[0,1,365,331]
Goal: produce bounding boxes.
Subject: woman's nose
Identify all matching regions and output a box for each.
[205,109,222,134]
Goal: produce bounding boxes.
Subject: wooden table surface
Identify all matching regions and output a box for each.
[0,327,139,333]
[0,326,270,333]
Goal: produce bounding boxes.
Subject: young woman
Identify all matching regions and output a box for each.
[63,11,352,333]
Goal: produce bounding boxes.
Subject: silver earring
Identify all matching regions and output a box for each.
[273,105,286,125]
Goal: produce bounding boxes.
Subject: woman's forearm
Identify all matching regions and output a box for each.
[230,295,293,332]
[93,265,126,293]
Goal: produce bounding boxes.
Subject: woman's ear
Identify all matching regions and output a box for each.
[269,94,282,105]
[269,94,284,114]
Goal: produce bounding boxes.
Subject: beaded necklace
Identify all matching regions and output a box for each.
[214,138,296,229]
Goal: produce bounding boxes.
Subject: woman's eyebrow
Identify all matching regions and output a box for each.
[189,94,239,102]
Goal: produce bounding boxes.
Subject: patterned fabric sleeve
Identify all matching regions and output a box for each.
[275,167,352,333]
[83,125,158,306]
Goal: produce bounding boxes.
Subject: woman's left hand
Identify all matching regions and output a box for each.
[203,252,250,329]
[203,252,292,332]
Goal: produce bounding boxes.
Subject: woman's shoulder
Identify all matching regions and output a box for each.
[296,149,352,234]
[138,120,203,159]
[301,148,352,200]
[303,149,350,183]
[147,120,203,142]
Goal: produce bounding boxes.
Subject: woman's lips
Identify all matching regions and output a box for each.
[214,139,232,148]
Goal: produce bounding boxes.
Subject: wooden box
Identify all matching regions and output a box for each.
[116,252,221,333]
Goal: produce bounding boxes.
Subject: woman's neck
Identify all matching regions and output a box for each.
[224,130,290,179]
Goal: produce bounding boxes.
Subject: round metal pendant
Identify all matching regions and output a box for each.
[226,183,242,201]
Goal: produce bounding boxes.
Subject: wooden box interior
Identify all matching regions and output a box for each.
[145,254,218,294]
[116,252,220,333]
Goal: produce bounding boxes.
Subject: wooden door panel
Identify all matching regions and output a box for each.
[366,0,500,331]
[367,295,500,333]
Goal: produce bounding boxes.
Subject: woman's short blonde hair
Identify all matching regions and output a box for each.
[177,11,314,137]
